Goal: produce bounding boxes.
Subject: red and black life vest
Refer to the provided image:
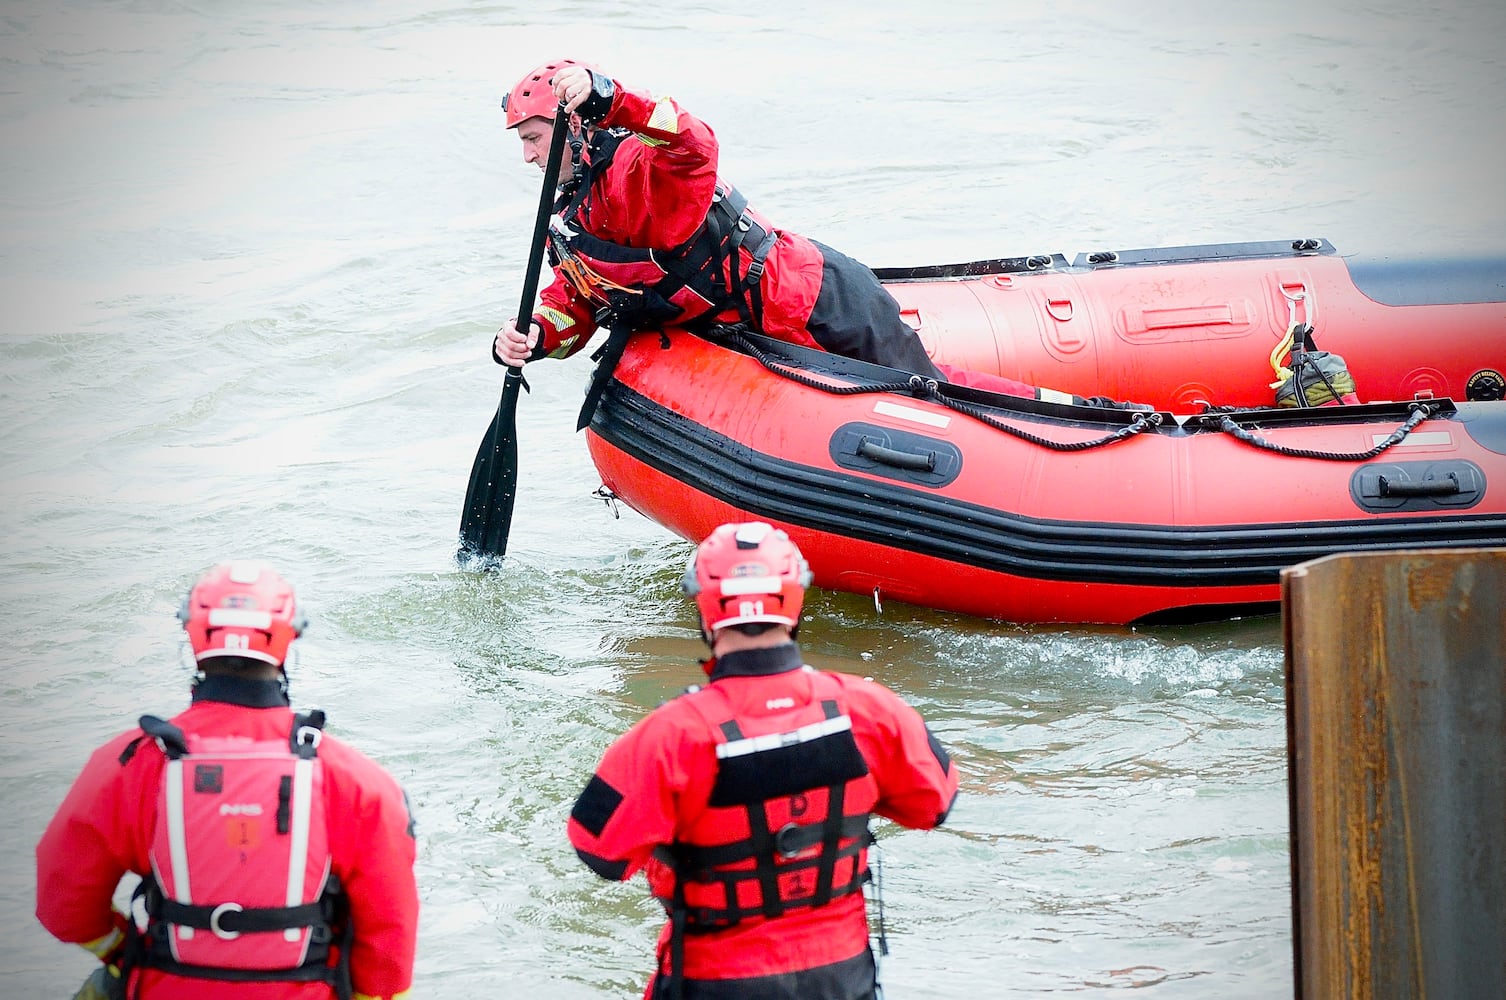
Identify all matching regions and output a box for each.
[654,676,876,996]
[129,711,350,996]
[549,127,779,332]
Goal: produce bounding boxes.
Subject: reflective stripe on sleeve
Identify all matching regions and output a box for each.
[537,306,574,332]
[647,99,679,133]
[79,926,123,959]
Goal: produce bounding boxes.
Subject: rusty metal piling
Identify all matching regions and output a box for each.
[1283,547,1505,999]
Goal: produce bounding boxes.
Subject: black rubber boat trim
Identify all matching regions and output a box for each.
[591,381,1506,589]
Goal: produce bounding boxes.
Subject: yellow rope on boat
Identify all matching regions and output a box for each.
[1268,323,1297,389]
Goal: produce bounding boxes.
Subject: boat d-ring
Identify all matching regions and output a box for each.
[1282,285,1316,331]
[209,901,244,940]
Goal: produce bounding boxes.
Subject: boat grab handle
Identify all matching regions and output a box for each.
[857,437,937,473]
[1378,473,1460,497]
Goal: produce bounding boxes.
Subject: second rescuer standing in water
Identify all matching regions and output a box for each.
[568,522,960,1000]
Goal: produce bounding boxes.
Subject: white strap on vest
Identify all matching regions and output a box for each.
[284,726,322,941]
[162,758,194,940]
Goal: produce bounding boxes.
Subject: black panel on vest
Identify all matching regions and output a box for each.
[708,729,869,808]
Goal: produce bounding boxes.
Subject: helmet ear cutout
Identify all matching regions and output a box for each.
[680,549,703,598]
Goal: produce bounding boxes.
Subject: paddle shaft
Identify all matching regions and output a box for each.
[512,106,572,366]
[458,106,571,561]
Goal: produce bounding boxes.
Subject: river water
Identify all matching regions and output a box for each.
[3,2,1503,997]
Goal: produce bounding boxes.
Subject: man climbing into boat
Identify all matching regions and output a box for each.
[491,59,1143,410]
[36,562,419,1000]
[567,521,959,1000]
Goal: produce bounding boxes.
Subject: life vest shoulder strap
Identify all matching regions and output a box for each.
[132,710,326,761]
[290,709,326,760]
[138,714,189,759]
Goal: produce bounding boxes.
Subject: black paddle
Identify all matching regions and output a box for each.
[458,105,570,565]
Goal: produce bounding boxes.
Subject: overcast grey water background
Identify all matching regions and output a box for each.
[3,2,1504,997]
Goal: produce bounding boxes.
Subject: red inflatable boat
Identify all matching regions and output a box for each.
[582,238,1506,624]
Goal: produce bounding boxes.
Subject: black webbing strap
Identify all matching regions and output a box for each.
[131,955,337,986]
[674,851,872,934]
[136,875,349,995]
[812,699,846,906]
[654,185,775,329]
[276,775,294,834]
[332,897,355,1000]
[745,803,784,921]
[813,782,846,907]
[157,898,327,936]
[134,882,334,988]
[576,319,635,431]
[670,813,871,870]
[739,228,778,330]
[118,734,148,766]
[707,186,776,329]
[667,880,689,1000]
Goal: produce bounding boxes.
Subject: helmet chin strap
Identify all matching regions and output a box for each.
[559,115,588,195]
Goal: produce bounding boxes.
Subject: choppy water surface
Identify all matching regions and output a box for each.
[4,2,1504,997]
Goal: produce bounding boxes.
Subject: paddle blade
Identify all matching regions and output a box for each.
[457,369,524,566]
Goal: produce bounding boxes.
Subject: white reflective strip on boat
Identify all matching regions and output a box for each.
[716,715,853,759]
[1371,431,1452,448]
[872,400,951,429]
[164,759,194,940]
[284,757,314,941]
[719,575,781,596]
[1037,387,1075,405]
[206,608,273,628]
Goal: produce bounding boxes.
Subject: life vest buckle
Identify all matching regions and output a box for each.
[209,901,244,940]
[773,821,819,859]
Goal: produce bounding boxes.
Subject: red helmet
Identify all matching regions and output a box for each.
[681,522,813,631]
[501,58,591,129]
[178,561,306,666]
